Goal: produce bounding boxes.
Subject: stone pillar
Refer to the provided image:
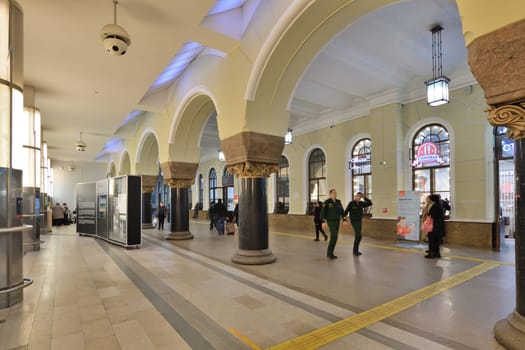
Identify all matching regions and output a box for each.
[469,19,525,350]
[160,162,198,240]
[141,175,156,229]
[165,180,192,240]
[222,131,284,265]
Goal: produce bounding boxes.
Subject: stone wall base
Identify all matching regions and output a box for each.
[268,214,493,249]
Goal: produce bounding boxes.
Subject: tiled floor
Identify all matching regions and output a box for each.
[0,221,515,349]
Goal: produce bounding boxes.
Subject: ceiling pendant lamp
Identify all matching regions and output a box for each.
[284,128,293,145]
[425,25,450,106]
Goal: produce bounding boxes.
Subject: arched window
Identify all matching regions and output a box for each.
[412,124,450,211]
[209,168,217,205]
[222,167,235,211]
[307,148,326,215]
[351,138,372,214]
[198,174,204,207]
[275,156,289,214]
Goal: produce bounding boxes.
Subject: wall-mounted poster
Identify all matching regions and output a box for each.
[397,191,421,241]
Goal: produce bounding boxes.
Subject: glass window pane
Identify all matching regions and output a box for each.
[434,167,450,192]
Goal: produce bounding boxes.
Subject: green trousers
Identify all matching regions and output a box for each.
[326,220,340,257]
[351,220,362,254]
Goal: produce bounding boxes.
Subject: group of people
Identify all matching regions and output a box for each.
[317,189,373,259]
[51,202,72,226]
[208,200,238,235]
[316,189,451,260]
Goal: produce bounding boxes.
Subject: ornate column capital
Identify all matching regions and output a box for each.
[160,161,198,187]
[468,18,525,106]
[221,131,283,178]
[227,162,279,178]
[487,103,525,140]
[141,175,157,193]
[165,179,193,188]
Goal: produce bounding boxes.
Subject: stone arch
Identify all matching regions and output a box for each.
[245,0,400,137]
[119,149,131,175]
[136,130,160,176]
[107,162,116,178]
[168,92,217,163]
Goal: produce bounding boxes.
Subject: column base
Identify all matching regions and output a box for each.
[142,223,155,229]
[231,249,276,265]
[165,231,194,240]
[495,311,525,350]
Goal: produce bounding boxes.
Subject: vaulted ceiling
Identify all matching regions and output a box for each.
[19,0,474,165]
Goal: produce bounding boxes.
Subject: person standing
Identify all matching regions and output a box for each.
[52,202,65,226]
[344,192,372,256]
[425,194,445,259]
[157,202,166,230]
[313,201,327,241]
[321,189,347,259]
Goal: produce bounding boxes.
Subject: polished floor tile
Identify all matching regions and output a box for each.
[0,222,517,350]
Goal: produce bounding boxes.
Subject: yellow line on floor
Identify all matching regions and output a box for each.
[267,261,500,350]
[229,327,261,350]
[270,231,515,266]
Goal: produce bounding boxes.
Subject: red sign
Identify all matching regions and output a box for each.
[412,142,444,167]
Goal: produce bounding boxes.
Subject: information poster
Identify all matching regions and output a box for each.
[76,182,97,235]
[397,191,420,241]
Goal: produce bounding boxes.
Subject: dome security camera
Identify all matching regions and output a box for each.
[76,140,87,152]
[101,24,131,56]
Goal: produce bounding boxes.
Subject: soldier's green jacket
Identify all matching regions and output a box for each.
[320,198,345,222]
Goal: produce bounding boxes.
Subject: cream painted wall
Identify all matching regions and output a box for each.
[52,160,107,210]
[401,84,490,221]
[281,85,492,222]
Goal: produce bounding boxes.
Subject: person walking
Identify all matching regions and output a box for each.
[209,201,216,230]
[321,189,347,259]
[313,201,327,241]
[214,199,227,235]
[344,192,372,256]
[157,202,166,230]
[425,194,445,259]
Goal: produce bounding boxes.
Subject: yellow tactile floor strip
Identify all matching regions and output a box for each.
[229,327,261,350]
[267,261,500,350]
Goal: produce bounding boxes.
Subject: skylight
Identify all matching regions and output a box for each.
[207,0,247,16]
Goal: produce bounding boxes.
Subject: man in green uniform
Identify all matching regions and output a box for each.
[344,192,372,256]
[321,189,347,259]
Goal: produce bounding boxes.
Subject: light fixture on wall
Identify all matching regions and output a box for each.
[284,128,293,145]
[425,25,450,106]
[218,149,225,161]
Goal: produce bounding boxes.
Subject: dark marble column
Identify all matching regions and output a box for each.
[231,177,275,264]
[142,192,153,227]
[141,175,157,229]
[469,18,525,349]
[515,138,525,317]
[165,180,193,240]
[488,105,525,349]
[220,131,284,265]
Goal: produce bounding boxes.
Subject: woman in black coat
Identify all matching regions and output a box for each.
[425,194,445,259]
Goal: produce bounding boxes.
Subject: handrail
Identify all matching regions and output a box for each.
[0,278,33,295]
[23,240,44,246]
[0,225,33,233]
[18,213,44,218]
